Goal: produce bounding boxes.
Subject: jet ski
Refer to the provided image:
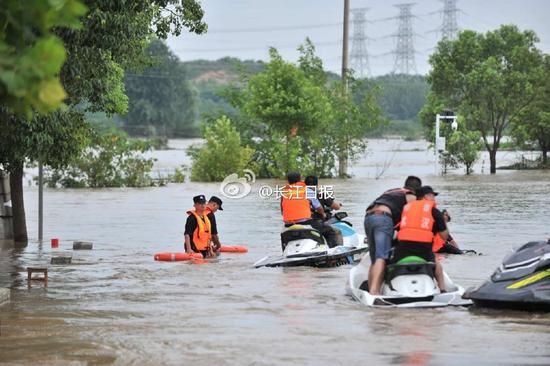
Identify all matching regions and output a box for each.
[463,240,550,311]
[347,255,472,308]
[254,212,368,268]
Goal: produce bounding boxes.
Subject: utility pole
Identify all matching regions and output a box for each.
[341,0,350,86]
[350,7,370,78]
[393,3,417,75]
[440,0,459,40]
[38,161,43,241]
[339,0,350,178]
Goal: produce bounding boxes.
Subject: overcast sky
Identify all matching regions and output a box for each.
[167,0,550,76]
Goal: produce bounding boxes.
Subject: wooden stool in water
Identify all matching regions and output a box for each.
[27,267,48,287]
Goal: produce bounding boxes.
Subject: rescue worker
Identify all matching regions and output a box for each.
[280,172,338,247]
[394,186,448,291]
[304,175,342,220]
[364,176,422,295]
[184,195,214,257]
[304,175,342,246]
[206,196,224,253]
[433,209,462,254]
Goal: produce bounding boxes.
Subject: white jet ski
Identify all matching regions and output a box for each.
[346,255,472,308]
[254,212,368,268]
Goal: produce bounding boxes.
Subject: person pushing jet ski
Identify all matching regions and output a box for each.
[364,176,422,295]
[281,172,339,247]
[394,186,448,291]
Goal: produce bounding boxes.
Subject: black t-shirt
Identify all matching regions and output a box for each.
[207,212,218,235]
[312,196,335,220]
[369,188,411,225]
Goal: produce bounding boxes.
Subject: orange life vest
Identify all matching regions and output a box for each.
[432,233,446,252]
[281,181,311,223]
[187,209,212,251]
[397,199,436,244]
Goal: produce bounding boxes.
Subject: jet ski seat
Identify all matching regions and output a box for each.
[386,256,435,283]
[280,225,324,251]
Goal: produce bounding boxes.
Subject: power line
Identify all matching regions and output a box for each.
[205,22,342,34]
[440,0,460,40]
[350,8,370,78]
[393,3,417,75]
[171,40,342,53]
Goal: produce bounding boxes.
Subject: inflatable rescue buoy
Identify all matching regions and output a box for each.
[220,245,248,253]
[154,252,203,261]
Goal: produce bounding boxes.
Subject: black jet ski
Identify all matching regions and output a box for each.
[464,240,550,311]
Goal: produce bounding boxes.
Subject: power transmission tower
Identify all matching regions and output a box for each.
[393,3,417,75]
[440,0,459,39]
[350,7,370,78]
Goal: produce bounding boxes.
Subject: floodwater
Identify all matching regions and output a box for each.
[1,139,549,365]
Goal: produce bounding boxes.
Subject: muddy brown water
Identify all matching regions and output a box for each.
[1,140,549,365]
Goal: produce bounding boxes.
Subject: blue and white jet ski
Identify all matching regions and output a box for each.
[254,212,368,268]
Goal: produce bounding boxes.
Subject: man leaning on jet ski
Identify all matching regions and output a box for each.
[280,172,340,247]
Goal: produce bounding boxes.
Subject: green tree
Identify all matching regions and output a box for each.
[428,25,544,174]
[123,39,198,137]
[190,116,254,182]
[0,0,88,116]
[1,0,206,242]
[242,48,332,175]
[447,130,483,175]
[511,54,550,166]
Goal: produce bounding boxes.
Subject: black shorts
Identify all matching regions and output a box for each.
[393,241,435,263]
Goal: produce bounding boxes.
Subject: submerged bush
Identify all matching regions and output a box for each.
[190,116,254,182]
[44,129,156,188]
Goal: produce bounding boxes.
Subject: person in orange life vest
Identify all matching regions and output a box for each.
[364,175,422,295]
[280,172,338,247]
[394,186,448,291]
[433,209,461,254]
[206,196,224,253]
[184,195,214,257]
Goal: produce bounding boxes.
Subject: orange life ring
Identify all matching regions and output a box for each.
[219,245,248,253]
[154,252,203,261]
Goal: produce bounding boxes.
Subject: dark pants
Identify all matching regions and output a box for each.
[286,219,340,248]
[393,241,435,263]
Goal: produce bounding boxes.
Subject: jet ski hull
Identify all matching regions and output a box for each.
[254,246,367,268]
[347,256,472,308]
[464,269,550,311]
[464,240,550,312]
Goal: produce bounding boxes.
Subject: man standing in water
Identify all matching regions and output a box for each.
[206,196,224,254]
[364,176,422,295]
[185,195,214,257]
